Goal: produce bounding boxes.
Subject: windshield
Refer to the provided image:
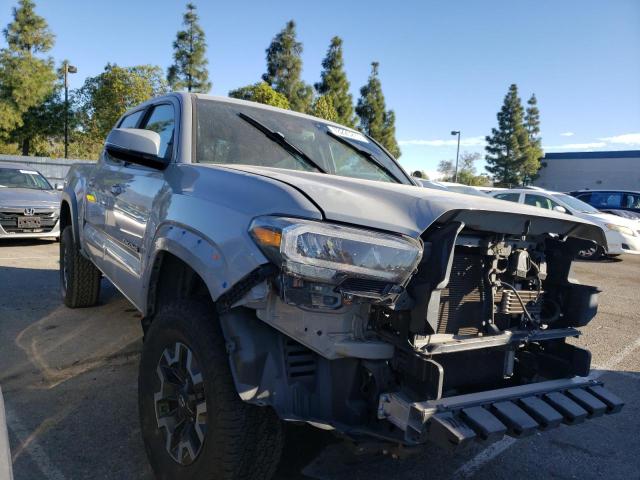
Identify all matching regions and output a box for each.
[195,99,411,184]
[0,167,52,190]
[552,193,600,214]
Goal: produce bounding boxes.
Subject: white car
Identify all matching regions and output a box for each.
[492,188,640,259]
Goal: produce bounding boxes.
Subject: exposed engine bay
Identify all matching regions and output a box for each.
[220,217,621,448]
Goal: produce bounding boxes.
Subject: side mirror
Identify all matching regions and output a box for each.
[55,183,63,191]
[553,205,568,214]
[105,128,167,170]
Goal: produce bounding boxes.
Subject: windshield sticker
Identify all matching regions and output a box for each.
[19,170,38,175]
[327,125,369,143]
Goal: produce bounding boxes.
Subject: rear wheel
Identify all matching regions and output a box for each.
[60,226,101,307]
[138,301,284,480]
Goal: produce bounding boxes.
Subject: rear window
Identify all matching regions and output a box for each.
[494,193,520,202]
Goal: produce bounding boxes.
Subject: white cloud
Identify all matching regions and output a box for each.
[399,135,486,147]
[560,132,574,137]
[543,142,607,150]
[599,133,640,146]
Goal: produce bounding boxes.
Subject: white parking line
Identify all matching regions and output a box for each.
[454,437,517,478]
[454,334,640,478]
[0,257,53,261]
[590,335,640,379]
[5,405,67,480]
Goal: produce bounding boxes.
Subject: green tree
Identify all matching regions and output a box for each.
[314,36,354,127]
[228,82,290,109]
[75,63,168,158]
[523,93,543,183]
[262,20,313,113]
[355,62,401,158]
[437,159,455,179]
[0,0,56,152]
[438,152,491,186]
[484,84,531,186]
[167,3,211,93]
[7,63,67,156]
[311,94,338,122]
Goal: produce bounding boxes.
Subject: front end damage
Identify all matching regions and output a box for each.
[219,209,623,450]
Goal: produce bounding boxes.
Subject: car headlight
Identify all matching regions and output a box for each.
[249,216,423,285]
[605,223,636,236]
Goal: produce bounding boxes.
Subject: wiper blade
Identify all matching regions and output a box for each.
[237,112,327,174]
[325,129,403,183]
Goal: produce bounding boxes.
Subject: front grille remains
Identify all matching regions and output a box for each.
[437,253,485,336]
[339,277,391,296]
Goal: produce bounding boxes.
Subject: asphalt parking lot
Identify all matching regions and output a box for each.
[1,240,639,480]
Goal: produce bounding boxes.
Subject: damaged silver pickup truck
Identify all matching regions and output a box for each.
[60,93,623,480]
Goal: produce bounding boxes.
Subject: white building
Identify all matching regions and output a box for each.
[534,150,640,192]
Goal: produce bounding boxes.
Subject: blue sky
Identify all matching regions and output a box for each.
[1,0,639,176]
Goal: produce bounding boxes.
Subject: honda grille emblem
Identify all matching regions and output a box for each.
[23,208,35,216]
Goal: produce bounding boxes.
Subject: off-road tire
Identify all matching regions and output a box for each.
[60,226,101,308]
[138,301,284,480]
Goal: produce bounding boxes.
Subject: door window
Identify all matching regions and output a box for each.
[118,110,145,129]
[142,104,175,160]
[494,193,520,202]
[589,192,622,208]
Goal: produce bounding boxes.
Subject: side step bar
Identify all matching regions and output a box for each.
[378,377,623,447]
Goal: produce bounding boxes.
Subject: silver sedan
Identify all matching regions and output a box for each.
[0,164,61,240]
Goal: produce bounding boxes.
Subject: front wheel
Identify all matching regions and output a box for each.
[138,301,284,480]
[577,245,603,261]
[60,226,101,307]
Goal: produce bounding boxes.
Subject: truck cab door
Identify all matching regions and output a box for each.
[83,108,147,276]
[107,102,177,308]
[82,155,124,272]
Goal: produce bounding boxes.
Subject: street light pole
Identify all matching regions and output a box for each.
[63,62,77,159]
[451,130,461,183]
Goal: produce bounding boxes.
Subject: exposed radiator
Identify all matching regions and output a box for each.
[437,253,485,336]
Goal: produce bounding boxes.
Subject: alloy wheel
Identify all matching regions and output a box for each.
[154,342,207,465]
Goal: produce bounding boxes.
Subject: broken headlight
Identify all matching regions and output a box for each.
[249,216,423,285]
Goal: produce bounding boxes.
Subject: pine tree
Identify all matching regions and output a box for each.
[484,84,531,186]
[262,20,313,113]
[167,3,211,93]
[523,93,543,183]
[355,62,401,158]
[0,0,56,150]
[381,110,400,158]
[315,36,354,127]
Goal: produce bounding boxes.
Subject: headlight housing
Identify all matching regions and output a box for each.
[605,223,636,236]
[249,216,423,285]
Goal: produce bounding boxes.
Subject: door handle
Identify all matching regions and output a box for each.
[111,184,124,196]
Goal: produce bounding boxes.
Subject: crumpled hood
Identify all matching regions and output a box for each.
[220,166,607,246]
[0,188,60,209]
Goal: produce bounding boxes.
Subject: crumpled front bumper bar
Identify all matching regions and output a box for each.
[378,377,623,448]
